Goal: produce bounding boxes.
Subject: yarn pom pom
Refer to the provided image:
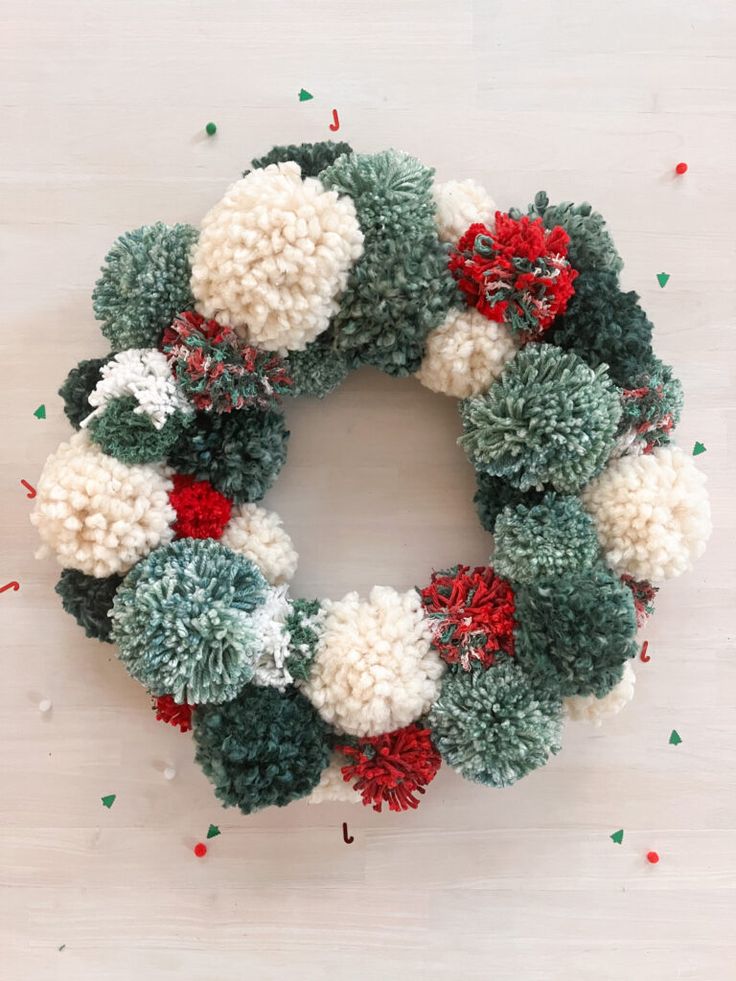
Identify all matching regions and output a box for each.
[153,694,194,733]
[169,474,232,540]
[307,751,362,804]
[621,575,658,628]
[162,311,292,413]
[428,659,563,787]
[493,494,601,584]
[433,178,497,244]
[167,406,289,504]
[564,660,636,726]
[336,724,441,813]
[87,395,189,464]
[285,339,351,398]
[55,568,122,642]
[581,446,711,581]
[448,215,577,339]
[284,599,324,681]
[473,472,545,533]
[460,345,621,493]
[220,503,298,584]
[193,685,331,814]
[92,222,198,351]
[111,538,268,704]
[514,568,638,698]
[249,140,353,178]
[58,357,111,429]
[418,565,516,670]
[619,357,683,452]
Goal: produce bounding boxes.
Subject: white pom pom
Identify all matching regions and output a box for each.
[307,752,361,805]
[565,661,636,725]
[433,178,496,243]
[220,504,298,585]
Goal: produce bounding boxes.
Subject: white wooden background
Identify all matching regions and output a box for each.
[1,2,734,978]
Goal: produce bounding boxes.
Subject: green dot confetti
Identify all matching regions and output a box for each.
[205,122,217,136]
[656,272,670,288]
[207,824,221,839]
[101,794,116,808]
[298,88,314,102]
[693,441,706,456]
[669,729,682,745]
[33,404,46,419]
[610,829,624,845]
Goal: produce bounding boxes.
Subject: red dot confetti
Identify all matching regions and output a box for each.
[675,162,688,175]
[193,842,207,858]
[647,851,660,864]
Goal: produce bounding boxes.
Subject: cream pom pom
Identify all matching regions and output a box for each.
[564,661,636,725]
[190,161,364,352]
[306,752,361,805]
[30,431,174,577]
[219,504,298,585]
[300,586,445,737]
[581,445,711,581]
[432,178,496,243]
[415,307,520,398]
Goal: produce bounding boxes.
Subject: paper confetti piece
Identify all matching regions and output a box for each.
[329,108,340,132]
[342,821,354,844]
[610,829,624,844]
[656,273,670,288]
[205,122,217,136]
[206,824,221,839]
[33,404,46,419]
[58,945,66,952]
[298,88,313,101]
[669,729,682,745]
[647,851,660,864]
[194,842,207,857]
[101,794,116,808]
[675,162,688,175]
[692,441,706,456]
[639,640,651,662]
[20,479,36,498]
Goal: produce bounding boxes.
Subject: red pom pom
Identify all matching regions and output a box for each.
[153,694,194,733]
[169,474,232,540]
[336,724,441,813]
[448,214,578,339]
[419,565,516,669]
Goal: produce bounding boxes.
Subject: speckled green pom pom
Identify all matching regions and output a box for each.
[87,395,190,464]
[111,539,268,704]
[284,599,323,681]
[494,493,601,584]
[618,355,684,449]
[92,222,198,351]
[55,568,122,642]
[58,356,112,430]
[460,346,621,493]
[193,685,331,813]
[473,471,545,533]
[427,659,563,787]
[249,140,353,178]
[285,340,351,398]
[167,407,289,503]
[514,568,638,698]
[320,149,457,376]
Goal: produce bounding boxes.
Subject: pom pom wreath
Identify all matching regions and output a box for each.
[169,474,232,540]
[220,503,297,584]
[190,161,364,351]
[473,471,545,533]
[432,178,497,244]
[319,150,457,376]
[418,565,516,670]
[284,599,324,681]
[162,311,292,413]
[514,568,638,698]
[55,568,122,642]
[300,586,445,737]
[548,270,654,388]
[285,339,351,398]
[87,395,189,464]
[460,345,621,493]
[564,660,636,725]
[619,357,684,452]
[306,751,361,804]
[510,191,623,277]
[111,539,269,704]
[448,215,577,340]
[249,141,354,179]
[166,406,289,504]
[336,723,442,812]
[193,685,331,814]
[153,693,194,733]
[92,222,198,350]
[581,446,711,581]
[31,431,175,577]
[428,659,563,787]
[621,574,658,628]
[493,494,601,585]
[415,306,519,399]
[58,357,111,429]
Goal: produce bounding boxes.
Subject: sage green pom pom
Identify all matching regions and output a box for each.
[111,539,268,704]
[284,599,323,680]
[58,357,112,429]
[92,222,198,351]
[167,407,289,503]
[548,270,654,388]
[473,471,544,533]
[511,191,623,276]
[55,569,122,642]
[494,493,601,584]
[249,140,353,178]
[88,395,190,464]
[193,685,331,813]
[460,346,621,493]
[514,568,638,698]
[619,355,684,448]
[320,149,457,376]
[285,340,350,398]
[427,659,563,787]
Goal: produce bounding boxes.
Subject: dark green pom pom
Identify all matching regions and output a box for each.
[87,395,190,464]
[249,141,353,178]
[473,471,545,533]
[55,568,122,642]
[285,340,351,398]
[58,357,112,429]
[284,599,323,681]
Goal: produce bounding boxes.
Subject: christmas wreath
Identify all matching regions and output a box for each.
[33,142,711,815]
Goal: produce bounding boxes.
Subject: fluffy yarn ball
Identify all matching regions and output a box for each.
[30,431,174,577]
[220,503,298,585]
[166,406,289,504]
[514,568,638,698]
[307,751,362,805]
[87,395,189,464]
[59,357,111,429]
[564,660,636,725]
[428,659,563,787]
[300,586,445,737]
[190,161,364,351]
[55,568,122,642]
[473,471,545,533]
[168,474,233,540]
[415,306,519,398]
[249,141,353,179]
[92,222,198,350]
[618,356,684,452]
[193,685,331,814]
[284,599,324,682]
[285,339,351,398]
[460,345,621,492]
[432,178,497,243]
[111,539,268,704]
[493,493,601,584]
[581,445,711,581]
